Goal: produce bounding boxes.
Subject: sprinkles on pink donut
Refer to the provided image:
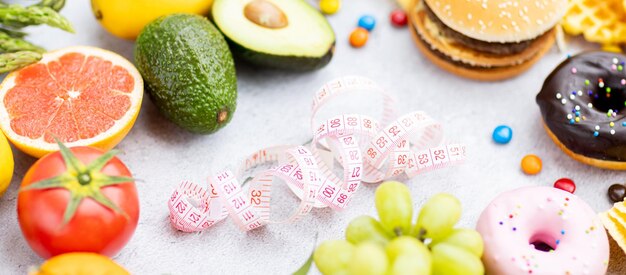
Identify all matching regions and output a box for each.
[477,186,609,275]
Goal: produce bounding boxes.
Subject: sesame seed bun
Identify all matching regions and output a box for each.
[410,0,557,81]
[425,0,567,43]
[414,1,555,67]
[410,19,555,81]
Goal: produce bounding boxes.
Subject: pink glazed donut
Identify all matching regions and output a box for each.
[476,186,609,275]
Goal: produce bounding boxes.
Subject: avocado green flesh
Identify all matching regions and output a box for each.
[228,37,334,71]
[212,0,335,71]
[134,14,238,134]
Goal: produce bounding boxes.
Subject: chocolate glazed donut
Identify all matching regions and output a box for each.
[536,51,626,169]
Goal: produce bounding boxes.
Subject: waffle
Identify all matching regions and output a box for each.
[562,0,626,49]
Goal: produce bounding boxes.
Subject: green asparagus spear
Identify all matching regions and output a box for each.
[0,50,41,73]
[0,27,26,38]
[0,4,73,32]
[35,0,65,12]
[0,31,43,53]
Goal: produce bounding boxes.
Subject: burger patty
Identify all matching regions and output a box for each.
[413,24,501,69]
[423,0,535,55]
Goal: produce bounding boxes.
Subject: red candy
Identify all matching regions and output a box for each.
[554,178,576,194]
[390,10,407,27]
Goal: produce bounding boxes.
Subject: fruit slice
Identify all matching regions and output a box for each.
[212,0,335,71]
[0,46,143,158]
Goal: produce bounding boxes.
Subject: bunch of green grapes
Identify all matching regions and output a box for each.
[313,181,484,275]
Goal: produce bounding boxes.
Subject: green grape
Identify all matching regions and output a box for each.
[349,243,388,275]
[386,236,431,263]
[386,236,431,275]
[434,228,484,257]
[345,215,392,245]
[431,243,484,275]
[415,193,461,242]
[314,240,354,275]
[388,254,431,275]
[375,181,413,236]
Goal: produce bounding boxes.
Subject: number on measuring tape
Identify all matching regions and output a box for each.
[168,76,466,232]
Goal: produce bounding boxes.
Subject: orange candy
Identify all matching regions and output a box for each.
[349,27,369,48]
[521,154,542,175]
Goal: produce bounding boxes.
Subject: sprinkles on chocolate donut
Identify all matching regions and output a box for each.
[536,51,626,169]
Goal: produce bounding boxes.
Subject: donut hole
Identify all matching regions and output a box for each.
[591,85,626,113]
[529,233,557,252]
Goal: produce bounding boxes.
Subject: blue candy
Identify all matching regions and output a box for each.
[492,125,513,144]
[358,15,376,31]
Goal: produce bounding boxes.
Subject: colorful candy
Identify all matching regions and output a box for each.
[608,184,626,203]
[350,15,375,48]
[390,10,408,27]
[349,27,369,48]
[320,0,340,15]
[521,154,542,175]
[358,15,376,31]
[492,125,512,144]
[554,178,576,194]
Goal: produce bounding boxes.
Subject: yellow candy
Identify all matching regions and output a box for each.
[320,0,340,15]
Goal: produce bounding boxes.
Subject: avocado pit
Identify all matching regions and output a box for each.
[244,0,288,29]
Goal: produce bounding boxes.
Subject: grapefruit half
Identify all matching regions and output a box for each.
[0,46,143,158]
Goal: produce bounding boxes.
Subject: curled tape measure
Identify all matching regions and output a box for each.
[168,76,466,232]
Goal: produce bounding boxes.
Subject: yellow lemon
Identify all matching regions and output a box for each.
[0,131,13,197]
[91,0,214,40]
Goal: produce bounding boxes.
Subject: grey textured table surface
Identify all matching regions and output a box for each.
[1,0,625,274]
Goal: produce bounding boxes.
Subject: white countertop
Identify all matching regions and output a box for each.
[1,0,625,274]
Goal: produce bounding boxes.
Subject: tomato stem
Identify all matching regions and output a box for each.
[78,173,91,185]
[20,139,135,226]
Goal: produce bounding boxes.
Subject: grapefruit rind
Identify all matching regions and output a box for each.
[0,46,143,158]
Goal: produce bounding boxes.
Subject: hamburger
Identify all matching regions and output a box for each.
[409,0,566,81]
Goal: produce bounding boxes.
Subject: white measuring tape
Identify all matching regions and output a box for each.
[168,76,466,232]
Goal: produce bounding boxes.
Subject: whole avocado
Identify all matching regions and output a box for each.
[135,13,237,134]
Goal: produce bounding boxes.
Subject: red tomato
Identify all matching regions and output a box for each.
[17,146,139,258]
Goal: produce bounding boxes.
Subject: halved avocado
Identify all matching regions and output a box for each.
[212,0,335,71]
